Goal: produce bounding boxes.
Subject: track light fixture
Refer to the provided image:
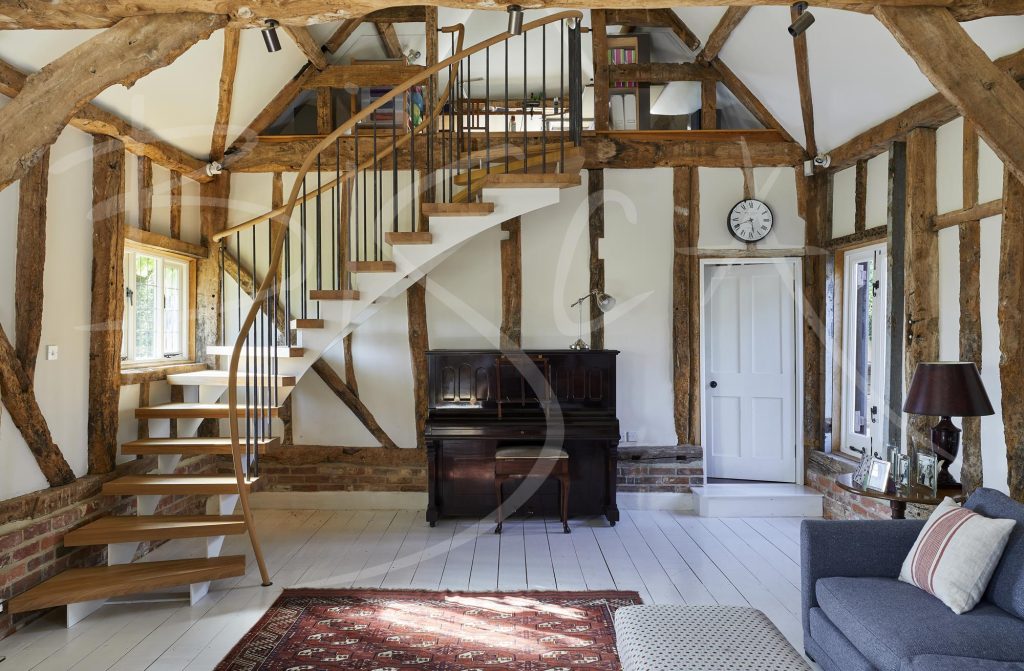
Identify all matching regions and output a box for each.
[788,2,815,37]
[507,5,524,36]
[262,19,282,53]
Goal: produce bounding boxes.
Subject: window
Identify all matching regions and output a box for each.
[839,243,888,458]
[122,247,191,366]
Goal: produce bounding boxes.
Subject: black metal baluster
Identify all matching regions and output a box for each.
[560,19,565,170]
[542,24,547,172]
[569,18,583,147]
[392,98,398,234]
[300,178,308,319]
[466,52,472,198]
[372,128,378,261]
[410,90,417,233]
[334,139,340,289]
[316,154,322,319]
[486,46,491,176]
[235,233,241,343]
[219,243,225,346]
[284,208,292,346]
[504,38,509,174]
[523,29,528,174]
[251,225,259,470]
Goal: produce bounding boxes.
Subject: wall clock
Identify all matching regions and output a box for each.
[727,199,774,243]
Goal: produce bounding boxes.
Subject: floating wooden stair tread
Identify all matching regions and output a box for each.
[421,202,495,217]
[102,475,258,496]
[64,515,247,546]
[166,370,296,388]
[8,556,246,613]
[291,319,325,329]
[310,289,361,300]
[206,346,305,358]
[454,147,583,186]
[347,260,397,273]
[481,172,582,189]
[121,437,278,456]
[385,231,432,245]
[135,403,281,419]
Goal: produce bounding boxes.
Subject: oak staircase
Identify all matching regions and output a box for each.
[9,11,585,626]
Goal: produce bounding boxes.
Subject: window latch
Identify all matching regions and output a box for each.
[125,287,134,306]
[870,405,878,423]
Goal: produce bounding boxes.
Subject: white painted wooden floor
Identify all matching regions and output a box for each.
[0,509,814,670]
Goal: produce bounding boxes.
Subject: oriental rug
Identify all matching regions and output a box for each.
[215,588,641,670]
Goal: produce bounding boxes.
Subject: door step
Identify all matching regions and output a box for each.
[135,403,281,420]
[420,202,495,217]
[205,346,305,358]
[102,475,258,496]
[64,515,246,546]
[8,556,246,614]
[166,370,296,388]
[691,484,823,518]
[121,437,278,456]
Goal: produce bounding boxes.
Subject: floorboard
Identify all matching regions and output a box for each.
[0,509,821,670]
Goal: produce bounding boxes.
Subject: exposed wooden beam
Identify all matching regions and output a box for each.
[854,159,867,233]
[797,169,829,456]
[698,7,750,63]
[169,171,183,239]
[608,62,717,83]
[659,9,702,52]
[137,156,153,231]
[790,3,818,157]
[283,26,329,70]
[3,1,1021,30]
[0,323,76,487]
[88,136,127,475]
[343,334,359,397]
[903,127,939,456]
[375,22,404,60]
[124,225,206,259]
[16,149,49,384]
[876,6,1024,185]
[316,88,334,134]
[196,175,230,366]
[226,67,319,155]
[960,120,983,496]
[829,49,1024,171]
[304,63,424,88]
[323,18,365,54]
[1000,170,1024,502]
[407,281,429,450]
[311,359,399,449]
[710,59,800,147]
[0,13,224,192]
[932,198,1001,231]
[701,79,717,129]
[500,218,523,350]
[884,142,908,452]
[591,10,610,132]
[587,170,606,350]
[211,27,241,162]
[585,131,804,168]
[672,167,699,446]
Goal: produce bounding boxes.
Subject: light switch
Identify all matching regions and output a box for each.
[46,345,58,361]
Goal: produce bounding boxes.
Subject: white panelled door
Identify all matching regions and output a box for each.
[703,261,799,483]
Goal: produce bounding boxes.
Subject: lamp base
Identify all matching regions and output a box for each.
[932,416,962,489]
[569,339,590,351]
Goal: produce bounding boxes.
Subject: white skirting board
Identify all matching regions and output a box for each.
[691,484,823,518]
[618,492,694,511]
[247,491,430,510]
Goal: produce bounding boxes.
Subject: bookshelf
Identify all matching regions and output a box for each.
[607,34,650,131]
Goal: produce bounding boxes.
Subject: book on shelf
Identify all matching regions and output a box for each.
[609,46,637,89]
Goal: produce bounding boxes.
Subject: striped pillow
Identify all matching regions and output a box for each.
[899,497,1015,614]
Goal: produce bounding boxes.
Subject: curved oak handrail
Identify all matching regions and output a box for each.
[223,11,584,586]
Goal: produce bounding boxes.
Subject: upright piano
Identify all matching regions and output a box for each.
[423,349,620,526]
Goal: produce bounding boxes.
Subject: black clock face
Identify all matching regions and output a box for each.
[728,199,774,243]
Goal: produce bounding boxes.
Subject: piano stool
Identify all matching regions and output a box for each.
[494,447,571,534]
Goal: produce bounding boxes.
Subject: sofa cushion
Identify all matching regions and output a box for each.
[901,655,1024,671]
[815,576,1024,671]
[965,487,1024,619]
[807,607,875,671]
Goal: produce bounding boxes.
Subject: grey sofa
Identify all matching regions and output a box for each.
[801,487,1024,671]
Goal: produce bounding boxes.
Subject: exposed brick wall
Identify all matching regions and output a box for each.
[0,454,218,639]
[806,451,932,520]
[226,447,428,493]
[617,445,703,493]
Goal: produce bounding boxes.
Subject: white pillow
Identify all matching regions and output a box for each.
[899,497,1015,614]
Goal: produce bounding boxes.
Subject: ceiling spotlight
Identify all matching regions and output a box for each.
[262,19,282,53]
[507,5,524,36]
[788,2,815,37]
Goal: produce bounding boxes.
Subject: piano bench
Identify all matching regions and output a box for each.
[494,447,571,535]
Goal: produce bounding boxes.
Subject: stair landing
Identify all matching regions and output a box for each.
[691,483,823,518]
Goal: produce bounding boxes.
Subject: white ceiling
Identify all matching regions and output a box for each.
[0,7,1022,160]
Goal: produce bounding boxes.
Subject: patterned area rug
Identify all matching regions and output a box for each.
[215,588,641,670]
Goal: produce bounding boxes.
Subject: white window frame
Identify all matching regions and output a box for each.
[122,245,192,368]
[839,242,888,459]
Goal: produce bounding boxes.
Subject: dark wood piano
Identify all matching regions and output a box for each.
[423,349,620,526]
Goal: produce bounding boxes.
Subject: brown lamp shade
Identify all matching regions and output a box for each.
[903,362,995,417]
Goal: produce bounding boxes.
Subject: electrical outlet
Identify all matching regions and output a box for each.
[46,345,58,361]
[625,431,638,443]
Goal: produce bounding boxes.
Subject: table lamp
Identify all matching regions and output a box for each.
[903,362,994,488]
[569,291,615,350]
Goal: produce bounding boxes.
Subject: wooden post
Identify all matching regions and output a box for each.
[316,88,333,135]
[591,11,610,131]
[169,171,182,240]
[500,218,523,350]
[211,26,241,162]
[672,167,700,446]
[87,136,126,475]
[588,170,606,349]
[790,3,817,157]
[421,6,438,232]
[885,142,908,453]
[999,170,1024,502]
[798,169,830,456]
[137,155,152,232]
[701,80,717,130]
[197,174,230,366]
[903,128,939,455]
[16,147,50,383]
[854,159,868,233]
[960,121,984,495]
[344,333,359,397]
[408,280,429,449]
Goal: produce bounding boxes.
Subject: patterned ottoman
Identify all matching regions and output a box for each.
[614,604,811,671]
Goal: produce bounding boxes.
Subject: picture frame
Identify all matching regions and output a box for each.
[894,453,911,491]
[865,458,891,492]
[917,452,938,495]
[852,454,873,487]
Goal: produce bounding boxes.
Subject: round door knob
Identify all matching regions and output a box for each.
[709,381,718,388]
